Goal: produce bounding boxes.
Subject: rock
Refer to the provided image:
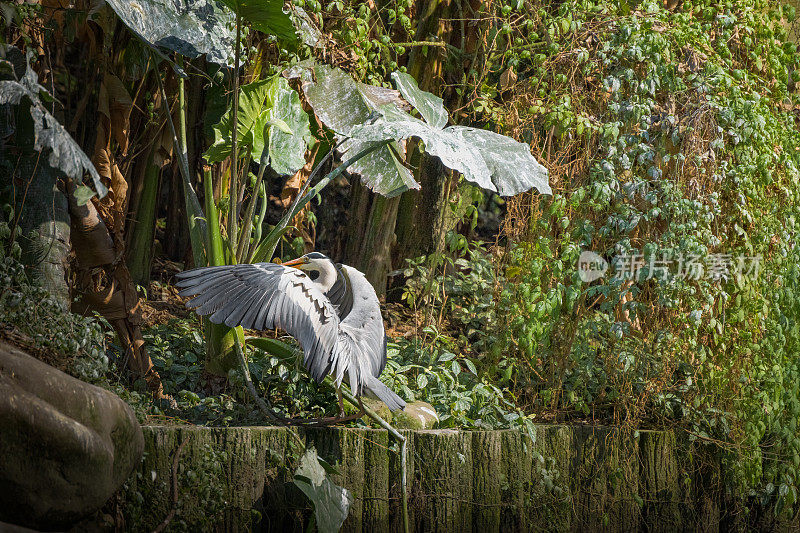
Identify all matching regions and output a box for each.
[0,341,144,530]
[351,398,393,427]
[393,401,439,429]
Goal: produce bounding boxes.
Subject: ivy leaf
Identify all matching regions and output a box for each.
[293,448,352,533]
[204,76,309,176]
[0,46,106,198]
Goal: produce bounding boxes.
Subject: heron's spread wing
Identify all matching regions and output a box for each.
[175,263,339,382]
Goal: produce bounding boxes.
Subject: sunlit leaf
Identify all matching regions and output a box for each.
[285,62,419,197]
[290,63,550,197]
[220,0,297,44]
[104,0,236,66]
[204,75,309,175]
[0,46,106,197]
[293,448,352,533]
[391,71,448,129]
[350,98,552,196]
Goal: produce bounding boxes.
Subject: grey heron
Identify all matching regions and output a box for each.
[175,252,406,420]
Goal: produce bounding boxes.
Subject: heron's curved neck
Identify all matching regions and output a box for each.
[315,260,338,292]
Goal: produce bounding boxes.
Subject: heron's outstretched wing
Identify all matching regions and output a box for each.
[175,263,339,382]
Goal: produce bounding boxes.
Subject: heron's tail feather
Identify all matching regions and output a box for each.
[363,374,406,411]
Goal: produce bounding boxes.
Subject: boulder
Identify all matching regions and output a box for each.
[353,398,393,427]
[0,341,144,531]
[393,401,439,429]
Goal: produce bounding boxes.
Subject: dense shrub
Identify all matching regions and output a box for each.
[473,0,800,510]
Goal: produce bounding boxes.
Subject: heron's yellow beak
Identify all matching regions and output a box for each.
[281,257,307,268]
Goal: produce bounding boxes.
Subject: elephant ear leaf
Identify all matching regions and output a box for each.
[0,46,106,198]
[293,448,352,533]
[347,70,551,197]
[285,62,419,197]
[287,63,550,198]
[204,76,309,176]
[447,126,551,196]
[220,0,297,44]
[391,71,448,129]
[103,0,237,66]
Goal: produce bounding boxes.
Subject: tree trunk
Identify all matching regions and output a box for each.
[343,0,458,296]
[126,150,161,287]
[344,181,402,295]
[66,180,167,398]
[12,162,72,305]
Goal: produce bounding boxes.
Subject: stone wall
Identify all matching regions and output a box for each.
[117,425,799,532]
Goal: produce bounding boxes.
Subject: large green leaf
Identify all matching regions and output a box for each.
[293,448,352,533]
[0,46,106,198]
[103,0,236,66]
[204,75,310,175]
[347,71,552,196]
[220,0,297,43]
[391,71,448,129]
[286,62,419,197]
[288,63,550,197]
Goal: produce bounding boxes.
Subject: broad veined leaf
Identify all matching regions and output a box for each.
[293,448,352,533]
[350,104,492,190]
[266,79,310,175]
[448,126,551,196]
[391,71,448,129]
[0,46,106,198]
[220,0,297,44]
[288,63,550,197]
[204,75,310,176]
[285,62,419,197]
[348,71,552,196]
[103,0,236,66]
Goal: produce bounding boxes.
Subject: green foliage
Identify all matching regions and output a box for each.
[293,0,416,84]
[383,333,534,436]
[467,0,800,512]
[121,443,229,531]
[393,237,535,434]
[402,236,500,350]
[204,75,310,175]
[0,217,109,382]
[221,0,298,44]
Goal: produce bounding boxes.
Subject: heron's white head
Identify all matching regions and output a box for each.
[282,252,338,292]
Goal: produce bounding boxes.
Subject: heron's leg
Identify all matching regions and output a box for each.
[337,387,345,418]
[285,394,366,427]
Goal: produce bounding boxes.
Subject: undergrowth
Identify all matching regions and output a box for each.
[381,0,800,513]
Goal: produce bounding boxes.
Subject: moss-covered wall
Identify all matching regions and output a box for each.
[117,425,799,532]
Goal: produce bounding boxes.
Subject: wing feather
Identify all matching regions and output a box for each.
[176,263,339,381]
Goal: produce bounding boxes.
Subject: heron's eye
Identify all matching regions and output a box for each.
[308,270,320,281]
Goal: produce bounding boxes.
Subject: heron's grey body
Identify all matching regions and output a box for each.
[174,254,405,411]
